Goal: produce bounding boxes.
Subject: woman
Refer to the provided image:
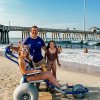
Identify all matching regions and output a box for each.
[45,41,61,79]
[18,45,67,90]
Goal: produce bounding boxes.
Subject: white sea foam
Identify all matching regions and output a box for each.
[59,48,100,67]
[1,45,100,67]
[0,45,7,55]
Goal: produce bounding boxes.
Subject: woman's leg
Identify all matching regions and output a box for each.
[26,71,60,88]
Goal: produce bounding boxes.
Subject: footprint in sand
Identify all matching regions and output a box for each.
[0,78,4,81]
[13,84,16,87]
[7,75,9,77]
[4,74,7,76]
[9,78,12,81]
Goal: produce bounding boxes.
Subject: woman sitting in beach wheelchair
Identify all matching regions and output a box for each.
[16,45,67,89]
[5,45,88,100]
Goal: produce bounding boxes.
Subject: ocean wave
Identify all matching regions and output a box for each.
[1,45,100,67]
[59,48,100,67]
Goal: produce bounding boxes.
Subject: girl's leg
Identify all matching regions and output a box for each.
[26,71,60,88]
[51,62,56,79]
[48,62,52,71]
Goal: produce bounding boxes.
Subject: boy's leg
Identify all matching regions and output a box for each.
[34,62,39,69]
[40,58,48,71]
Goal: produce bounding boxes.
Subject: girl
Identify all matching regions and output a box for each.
[18,45,67,90]
[45,41,61,79]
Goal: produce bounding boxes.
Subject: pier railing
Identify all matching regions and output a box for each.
[0,25,100,44]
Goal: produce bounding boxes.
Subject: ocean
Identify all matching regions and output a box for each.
[1,38,100,67]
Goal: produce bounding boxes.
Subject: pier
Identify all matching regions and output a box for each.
[0,25,9,44]
[0,24,100,44]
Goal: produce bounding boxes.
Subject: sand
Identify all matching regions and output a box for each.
[0,56,100,100]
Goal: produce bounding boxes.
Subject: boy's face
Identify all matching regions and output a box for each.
[30,27,38,37]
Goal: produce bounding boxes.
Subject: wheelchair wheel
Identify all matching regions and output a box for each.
[72,84,86,98]
[20,77,24,84]
[36,83,40,90]
[33,83,40,90]
[13,83,38,100]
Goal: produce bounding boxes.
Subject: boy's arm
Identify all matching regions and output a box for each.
[42,46,46,51]
[10,45,19,52]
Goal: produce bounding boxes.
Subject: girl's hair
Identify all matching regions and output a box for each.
[46,40,56,49]
[18,45,32,61]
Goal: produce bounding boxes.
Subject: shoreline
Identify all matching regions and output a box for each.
[60,60,100,76]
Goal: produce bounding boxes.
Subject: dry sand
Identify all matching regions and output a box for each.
[0,56,100,100]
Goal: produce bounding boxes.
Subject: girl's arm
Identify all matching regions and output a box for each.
[56,49,61,66]
[57,54,61,67]
[18,58,41,75]
[44,50,47,61]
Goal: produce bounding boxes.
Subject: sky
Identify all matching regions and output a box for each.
[0,0,100,38]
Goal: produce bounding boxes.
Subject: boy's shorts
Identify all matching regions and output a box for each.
[34,58,48,71]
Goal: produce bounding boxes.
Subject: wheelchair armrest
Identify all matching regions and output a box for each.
[26,72,41,76]
[35,67,42,70]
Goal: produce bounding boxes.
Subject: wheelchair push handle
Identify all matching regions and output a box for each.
[5,46,18,65]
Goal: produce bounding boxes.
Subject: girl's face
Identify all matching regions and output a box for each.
[20,46,29,58]
[50,42,55,48]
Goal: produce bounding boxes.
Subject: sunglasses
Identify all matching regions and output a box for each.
[21,49,29,52]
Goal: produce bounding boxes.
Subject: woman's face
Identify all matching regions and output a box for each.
[50,42,55,48]
[20,46,29,58]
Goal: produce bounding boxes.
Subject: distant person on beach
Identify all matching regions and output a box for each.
[18,45,67,90]
[18,41,21,47]
[84,48,88,53]
[45,41,61,79]
[80,40,83,48]
[57,46,62,53]
[60,46,62,52]
[66,45,67,48]
[9,26,48,71]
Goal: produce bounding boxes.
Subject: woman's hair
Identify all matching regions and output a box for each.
[18,45,31,61]
[46,40,56,49]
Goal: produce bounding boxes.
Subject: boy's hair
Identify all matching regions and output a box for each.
[31,26,38,29]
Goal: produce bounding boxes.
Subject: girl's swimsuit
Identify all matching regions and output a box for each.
[46,48,58,70]
[46,48,58,61]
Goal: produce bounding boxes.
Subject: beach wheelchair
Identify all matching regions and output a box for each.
[5,46,89,100]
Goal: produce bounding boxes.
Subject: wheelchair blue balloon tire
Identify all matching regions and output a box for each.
[72,84,86,98]
[13,83,38,100]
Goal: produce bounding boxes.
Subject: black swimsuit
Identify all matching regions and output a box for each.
[22,60,33,83]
